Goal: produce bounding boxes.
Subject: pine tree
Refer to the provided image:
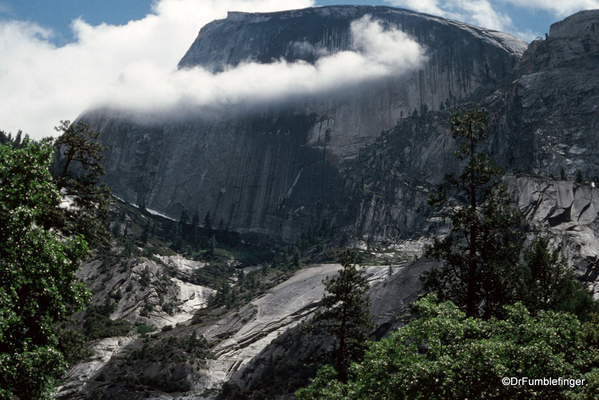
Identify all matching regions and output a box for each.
[307,250,374,381]
[423,109,524,318]
[292,247,301,271]
[207,234,217,258]
[518,237,597,319]
[50,120,111,247]
[204,211,212,230]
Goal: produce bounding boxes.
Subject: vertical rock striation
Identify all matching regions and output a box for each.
[87,6,526,241]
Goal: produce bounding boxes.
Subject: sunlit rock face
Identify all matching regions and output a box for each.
[506,175,599,297]
[85,6,525,241]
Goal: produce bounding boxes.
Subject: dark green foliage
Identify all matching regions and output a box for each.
[295,223,331,257]
[292,247,301,270]
[219,356,321,400]
[208,234,217,257]
[192,263,236,289]
[209,281,233,309]
[298,295,599,400]
[518,237,598,319]
[306,250,374,381]
[136,324,156,335]
[54,321,93,367]
[0,140,91,400]
[109,288,122,302]
[50,121,111,248]
[129,332,211,364]
[423,109,524,318]
[162,301,175,315]
[139,265,151,286]
[111,221,122,239]
[576,169,584,184]
[0,129,28,148]
[83,301,132,340]
[204,211,212,230]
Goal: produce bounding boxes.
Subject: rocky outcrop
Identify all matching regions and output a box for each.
[506,175,599,296]
[86,6,526,241]
[78,253,215,329]
[60,257,428,399]
[225,257,435,394]
[495,10,599,179]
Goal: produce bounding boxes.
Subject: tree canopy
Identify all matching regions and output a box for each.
[423,109,524,318]
[298,295,599,400]
[518,236,598,319]
[50,120,111,248]
[0,140,91,399]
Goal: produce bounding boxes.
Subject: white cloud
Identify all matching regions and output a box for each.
[93,15,426,120]
[0,0,316,139]
[385,0,513,31]
[502,0,599,17]
[386,0,599,38]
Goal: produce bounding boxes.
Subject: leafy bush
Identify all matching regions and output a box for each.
[83,301,132,340]
[136,324,156,335]
[298,295,599,400]
[129,332,211,363]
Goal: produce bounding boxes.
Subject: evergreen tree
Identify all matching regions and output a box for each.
[576,169,584,184]
[307,250,374,381]
[50,120,111,247]
[298,295,599,400]
[292,247,301,271]
[423,109,524,318]
[518,237,597,319]
[207,234,217,258]
[204,211,212,230]
[191,211,200,246]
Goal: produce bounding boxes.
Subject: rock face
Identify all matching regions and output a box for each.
[78,253,215,329]
[86,5,526,241]
[60,259,429,399]
[506,175,599,295]
[495,10,599,179]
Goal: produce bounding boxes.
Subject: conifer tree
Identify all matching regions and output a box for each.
[50,120,111,247]
[307,250,374,381]
[518,237,597,319]
[423,109,523,318]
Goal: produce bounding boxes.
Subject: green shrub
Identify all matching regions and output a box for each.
[83,302,132,340]
[136,324,156,335]
[298,295,599,400]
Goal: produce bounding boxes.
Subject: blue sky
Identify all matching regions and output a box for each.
[0,0,581,45]
[0,0,597,139]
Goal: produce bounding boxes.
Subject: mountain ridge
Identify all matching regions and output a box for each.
[85,5,526,242]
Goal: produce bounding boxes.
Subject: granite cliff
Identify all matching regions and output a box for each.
[61,7,599,399]
[83,5,526,242]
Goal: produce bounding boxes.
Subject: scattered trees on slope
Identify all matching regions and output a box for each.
[298,109,599,400]
[518,236,598,319]
[0,121,113,399]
